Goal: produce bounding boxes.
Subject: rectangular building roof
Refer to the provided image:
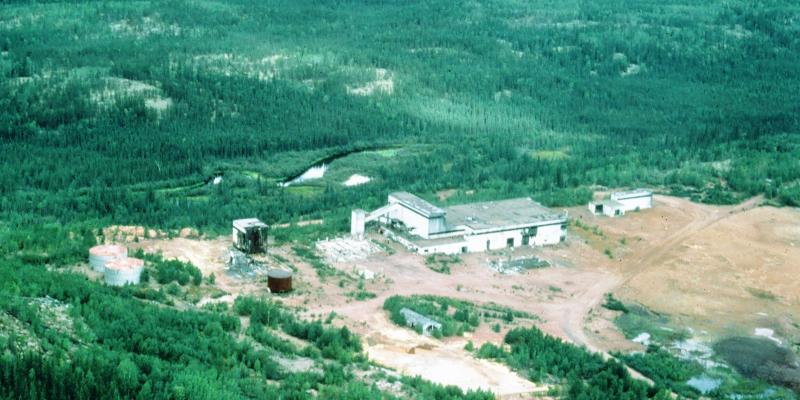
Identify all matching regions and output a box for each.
[233,218,268,231]
[445,198,565,232]
[611,189,653,200]
[400,308,442,330]
[389,192,446,218]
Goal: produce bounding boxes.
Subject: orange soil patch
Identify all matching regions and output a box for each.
[574,195,800,343]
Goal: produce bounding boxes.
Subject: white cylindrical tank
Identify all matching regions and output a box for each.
[88,244,128,272]
[104,257,144,286]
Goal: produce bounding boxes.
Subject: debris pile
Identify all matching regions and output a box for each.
[316,237,379,263]
[226,249,268,279]
[487,256,550,274]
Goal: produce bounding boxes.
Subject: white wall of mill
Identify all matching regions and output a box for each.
[465,230,519,251]
[416,222,566,254]
[428,216,447,236]
[387,206,435,238]
[531,223,565,245]
[461,223,566,252]
[419,241,467,255]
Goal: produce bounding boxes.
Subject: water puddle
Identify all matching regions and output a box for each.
[754,328,782,344]
[686,374,722,394]
[632,332,651,346]
[281,164,329,187]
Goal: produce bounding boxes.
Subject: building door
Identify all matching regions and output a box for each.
[486,240,490,250]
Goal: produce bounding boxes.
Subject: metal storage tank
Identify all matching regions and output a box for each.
[88,244,128,272]
[267,269,292,293]
[104,257,144,286]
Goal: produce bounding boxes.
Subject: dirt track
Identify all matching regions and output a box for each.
[579,195,800,345]
[622,195,763,285]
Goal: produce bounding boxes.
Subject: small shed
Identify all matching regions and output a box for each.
[589,199,625,217]
[232,218,268,254]
[400,308,442,334]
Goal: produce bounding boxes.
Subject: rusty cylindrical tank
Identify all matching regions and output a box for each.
[267,269,292,293]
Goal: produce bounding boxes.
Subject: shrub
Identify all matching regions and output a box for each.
[602,293,629,313]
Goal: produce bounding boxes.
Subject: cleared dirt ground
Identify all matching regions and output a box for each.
[581,196,800,343]
[129,195,800,397]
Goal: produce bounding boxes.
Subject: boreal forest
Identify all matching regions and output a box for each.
[1,0,799,399]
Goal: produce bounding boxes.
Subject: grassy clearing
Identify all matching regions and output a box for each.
[746,287,779,301]
[291,246,337,279]
[532,149,569,160]
[424,254,462,274]
[615,304,691,344]
[602,293,629,313]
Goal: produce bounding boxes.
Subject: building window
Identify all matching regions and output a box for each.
[461,246,467,253]
[506,238,514,248]
[486,240,490,250]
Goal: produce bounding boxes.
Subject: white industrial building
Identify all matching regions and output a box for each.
[588,199,626,217]
[589,189,653,217]
[351,192,567,254]
[611,189,653,211]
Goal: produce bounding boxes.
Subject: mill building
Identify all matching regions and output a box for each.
[352,192,567,254]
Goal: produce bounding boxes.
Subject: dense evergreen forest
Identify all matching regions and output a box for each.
[1,0,799,238]
[0,261,497,399]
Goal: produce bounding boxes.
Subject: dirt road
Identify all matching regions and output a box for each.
[558,195,766,353]
[621,195,763,285]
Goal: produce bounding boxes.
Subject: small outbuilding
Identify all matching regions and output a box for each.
[232,218,268,254]
[400,308,442,334]
[610,189,653,212]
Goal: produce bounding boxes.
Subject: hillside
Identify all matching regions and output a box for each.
[1,0,799,235]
